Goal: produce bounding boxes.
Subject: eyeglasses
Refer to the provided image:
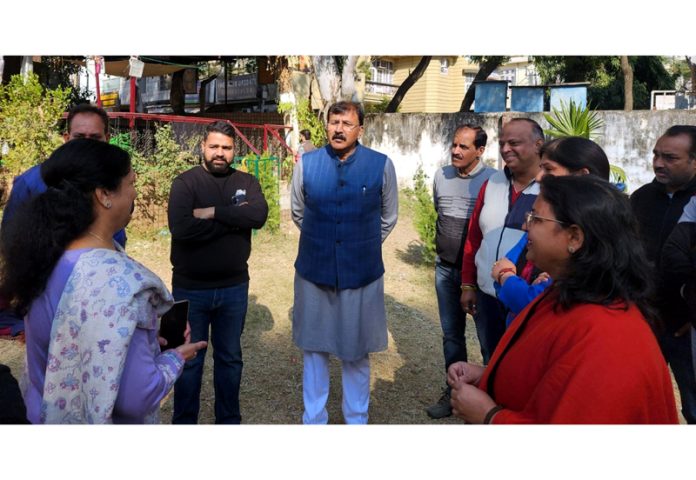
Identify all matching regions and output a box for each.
[327,120,360,131]
[524,211,567,229]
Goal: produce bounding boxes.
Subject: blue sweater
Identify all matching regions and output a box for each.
[494,233,552,326]
[2,164,127,248]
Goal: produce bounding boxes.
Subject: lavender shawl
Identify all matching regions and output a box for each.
[38,248,176,424]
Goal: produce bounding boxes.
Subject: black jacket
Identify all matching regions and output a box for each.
[662,221,696,328]
[631,177,696,331]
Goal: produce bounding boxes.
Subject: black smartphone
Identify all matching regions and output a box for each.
[159,300,189,349]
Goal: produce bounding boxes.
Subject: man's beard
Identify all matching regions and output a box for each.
[204,156,230,174]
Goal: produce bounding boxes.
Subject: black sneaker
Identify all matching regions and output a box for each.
[426,390,452,419]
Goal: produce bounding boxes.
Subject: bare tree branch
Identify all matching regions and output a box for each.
[385,56,432,113]
[459,56,508,112]
[621,56,633,111]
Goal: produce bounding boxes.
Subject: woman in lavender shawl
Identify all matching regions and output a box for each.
[0,139,206,424]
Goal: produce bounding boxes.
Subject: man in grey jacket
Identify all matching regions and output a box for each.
[426,124,496,419]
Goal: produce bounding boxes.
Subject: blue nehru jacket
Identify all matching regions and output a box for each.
[295,143,387,289]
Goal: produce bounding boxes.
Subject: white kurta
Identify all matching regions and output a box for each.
[291,155,398,361]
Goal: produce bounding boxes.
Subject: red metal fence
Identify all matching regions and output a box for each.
[104,112,296,162]
[94,113,296,228]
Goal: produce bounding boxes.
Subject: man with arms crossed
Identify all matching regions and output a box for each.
[168,120,268,424]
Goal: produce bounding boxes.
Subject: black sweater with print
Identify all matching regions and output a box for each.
[168,165,268,289]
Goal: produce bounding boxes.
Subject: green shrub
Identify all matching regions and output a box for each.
[238,152,280,234]
[0,73,70,175]
[543,99,604,140]
[412,165,437,264]
[109,132,134,155]
[130,124,196,222]
[278,98,327,148]
[297,99,326,147]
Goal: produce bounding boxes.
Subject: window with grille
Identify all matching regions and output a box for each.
[525,67,540,86]
[370,60,394,84]
[497,68,516,84]
[367,60,395,95]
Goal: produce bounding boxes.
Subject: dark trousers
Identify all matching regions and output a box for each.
[172,283,249,424]
[659,328,696,424]
[474,291,508,365]
[435,260,468,381]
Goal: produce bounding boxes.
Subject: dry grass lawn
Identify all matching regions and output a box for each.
[0,192,685,424]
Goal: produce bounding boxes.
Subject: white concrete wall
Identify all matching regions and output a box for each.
[362,110,696,193]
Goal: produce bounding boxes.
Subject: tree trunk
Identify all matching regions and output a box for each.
[340,55,359,101]
[20,56,33,81]
[686,56,696,93]
[273,56,292,94]
[312,56,340,122]
[385,56,431,113]
[621,55,633,111]
[170,69,186,115]
[272,56,300,150]
[459,57,506,112]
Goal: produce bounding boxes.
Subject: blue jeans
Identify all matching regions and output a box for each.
[475,291,507,365]
[659,328,696,424]
[435,260,468,377]
[172,283,249,424]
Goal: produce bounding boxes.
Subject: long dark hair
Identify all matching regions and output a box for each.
[0,139,131,315]
[539,175,656,325]
[539,136,610,180]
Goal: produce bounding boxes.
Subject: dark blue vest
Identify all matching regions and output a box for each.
[295,143,387,289]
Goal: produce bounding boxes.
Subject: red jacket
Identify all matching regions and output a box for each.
[479,294,678,424]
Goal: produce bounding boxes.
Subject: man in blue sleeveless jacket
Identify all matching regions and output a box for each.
[291,101,398,424]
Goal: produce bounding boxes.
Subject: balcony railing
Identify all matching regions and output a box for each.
[365,80,398,96]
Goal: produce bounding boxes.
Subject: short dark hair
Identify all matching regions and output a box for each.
[454,124,487,149]
[328,101,364,126]
[663,125,696,160]
[538,174,656,325]
[300,129,312,141]
[539,137,610,180]
[203,120,235,142]
[66,103,109,135]
[507,117,545,142]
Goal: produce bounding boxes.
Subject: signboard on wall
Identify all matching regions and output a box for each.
[215,73,257,102]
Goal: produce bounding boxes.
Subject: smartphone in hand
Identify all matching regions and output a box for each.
[159,300,189,349]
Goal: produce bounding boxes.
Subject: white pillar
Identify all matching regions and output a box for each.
[20,56,33,80]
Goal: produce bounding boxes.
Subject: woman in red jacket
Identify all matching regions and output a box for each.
[448,175,678,424]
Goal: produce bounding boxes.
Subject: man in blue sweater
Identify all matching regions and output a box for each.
[2,103,126,248]
[0,104,124,338]
[291,101,398,424]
